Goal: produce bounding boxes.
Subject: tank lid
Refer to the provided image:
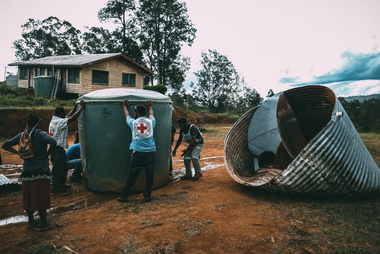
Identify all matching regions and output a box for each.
[78,88,171,103]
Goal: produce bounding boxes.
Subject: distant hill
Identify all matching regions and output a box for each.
[339,94,380,103]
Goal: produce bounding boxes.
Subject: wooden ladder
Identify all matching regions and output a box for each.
[50,69,61,100]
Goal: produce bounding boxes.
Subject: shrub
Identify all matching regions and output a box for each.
[0,83,17,96]
[143,84,167,95]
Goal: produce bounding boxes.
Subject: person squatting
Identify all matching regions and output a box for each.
[173,118,204,181]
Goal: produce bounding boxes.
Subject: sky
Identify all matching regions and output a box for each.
[1,0,380,97]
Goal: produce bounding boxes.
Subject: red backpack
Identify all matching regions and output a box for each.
[18,120,40,159]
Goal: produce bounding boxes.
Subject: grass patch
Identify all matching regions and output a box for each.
[360,133,380,166]
[268,194,380,253]
[199,124,231,141]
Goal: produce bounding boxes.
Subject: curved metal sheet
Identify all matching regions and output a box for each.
[224,85,380,196]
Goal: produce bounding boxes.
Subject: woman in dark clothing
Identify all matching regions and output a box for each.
[2,113,61,232]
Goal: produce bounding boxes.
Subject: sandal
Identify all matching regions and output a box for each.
[26,220,40,229]
[39,223,61,232]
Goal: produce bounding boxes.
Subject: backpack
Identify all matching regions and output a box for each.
[18,121,39,159]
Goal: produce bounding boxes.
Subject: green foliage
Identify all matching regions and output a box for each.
[13,16,82,61]
[266,89,275,98]
[0,83,18,96]
[232,85,262,115]
[0,92,74,109]
[339,97,380,133]
[94,0,143,62]
[130,0,196,88]
[143,84,167,95]
[191,49,260,114]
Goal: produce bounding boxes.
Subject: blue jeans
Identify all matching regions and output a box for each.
[68,158,82,180]
[121,151,156,199]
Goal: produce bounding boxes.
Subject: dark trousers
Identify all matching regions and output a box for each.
[50,146,68,189]
[121,151,156,199]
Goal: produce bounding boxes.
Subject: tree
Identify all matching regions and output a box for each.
[81,27,116,54]
[98,0,136,55]
[163,55,191,93]
[235,86,262,114]
[81,26,142,61]
[13,17,81,61]
[130,0,196,89]
[266,89,275,98]
[191,50,244,113]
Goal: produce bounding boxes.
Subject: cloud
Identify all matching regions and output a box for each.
[278,77,299,84]
[277,51,380,97]
[286,51,380,85]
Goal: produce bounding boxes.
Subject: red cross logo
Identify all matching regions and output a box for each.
[137,122,148,133]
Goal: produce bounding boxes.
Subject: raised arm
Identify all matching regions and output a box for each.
[146,99,153,118]
[123,99,131,118]
[67,100,85,123]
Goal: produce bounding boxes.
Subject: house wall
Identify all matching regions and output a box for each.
[66,57,145,94]
[17,67,34,89]
[65,68,82,94]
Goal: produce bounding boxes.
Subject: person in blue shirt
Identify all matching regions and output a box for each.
[118,99,156,203]
[66,143,82,183]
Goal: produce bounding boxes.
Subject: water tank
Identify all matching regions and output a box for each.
[77,88,173,193]
[33,76,55,97]
[5,76,18,88]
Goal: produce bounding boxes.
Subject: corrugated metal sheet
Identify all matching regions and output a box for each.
[0,174,20,186]
[0,174,12,186]
[224,85,380,196]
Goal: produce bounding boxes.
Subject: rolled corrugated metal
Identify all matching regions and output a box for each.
[224,85,380,196]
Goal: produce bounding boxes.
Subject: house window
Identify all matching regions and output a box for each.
[47,67,54,77]
[20,67,28,80]
[92,70,109,85]
[122,73,136,87]
[35,67,45,76]
[68,68,80,83]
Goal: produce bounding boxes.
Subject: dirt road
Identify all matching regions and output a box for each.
[0,126,295,254]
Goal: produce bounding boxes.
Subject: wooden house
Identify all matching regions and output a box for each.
[8,53,153,97]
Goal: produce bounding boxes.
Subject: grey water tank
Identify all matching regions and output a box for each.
[77,88,173,193]
[33,76,54,97]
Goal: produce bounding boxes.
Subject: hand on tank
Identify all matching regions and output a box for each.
[123,99,131,107]
[145,99,153,107]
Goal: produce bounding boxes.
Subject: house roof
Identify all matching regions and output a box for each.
[8,53,153,74]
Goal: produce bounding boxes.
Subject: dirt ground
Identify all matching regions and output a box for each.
[0,126,298,254]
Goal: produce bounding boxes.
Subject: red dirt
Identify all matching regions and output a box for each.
[0,110,295,253]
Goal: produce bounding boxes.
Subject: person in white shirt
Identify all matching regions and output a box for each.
[49,101,84,193]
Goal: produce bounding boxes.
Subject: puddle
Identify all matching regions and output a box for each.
[0,215,28,226]
[0,195,115,227]
[169,156,225,184]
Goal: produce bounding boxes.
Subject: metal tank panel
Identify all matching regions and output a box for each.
[77,88,172,193]
[224,85,380,196]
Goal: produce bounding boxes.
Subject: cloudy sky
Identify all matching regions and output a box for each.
[1,0,380,97]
